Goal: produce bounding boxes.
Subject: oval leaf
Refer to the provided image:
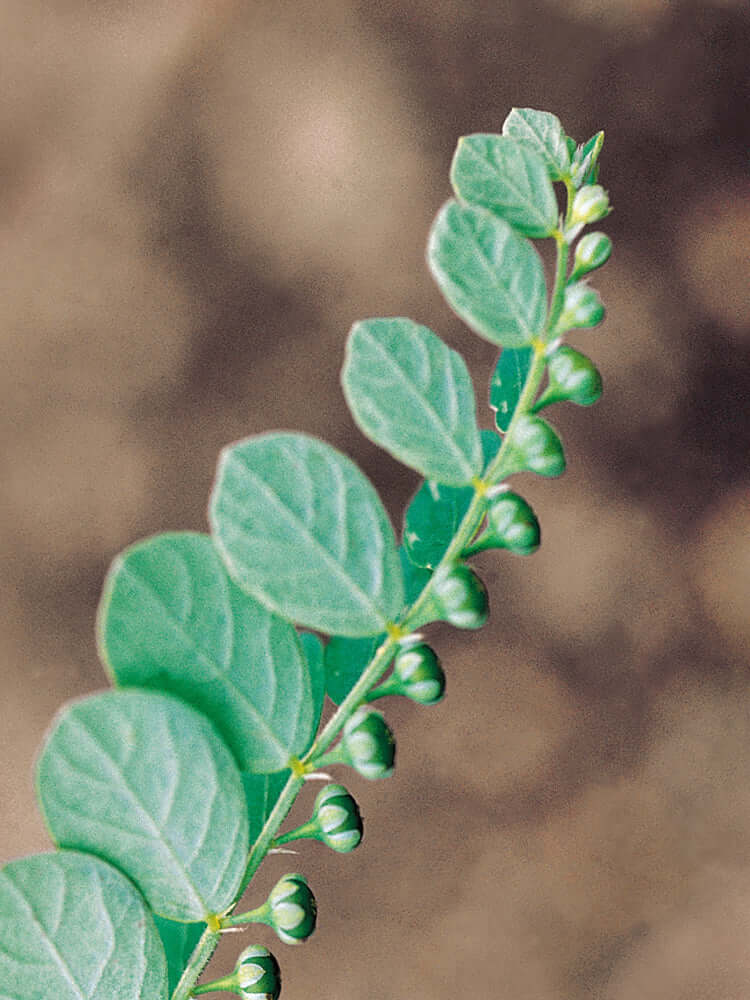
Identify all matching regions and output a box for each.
[502,108,571,181]
[98,532,319,774]
[428,200,548,348]
[209,432,404,637]
[489,346,534,432]
[0,850,167,1000]
[342,318,482,486]
[37,689,249,922]
[451,134,559,237]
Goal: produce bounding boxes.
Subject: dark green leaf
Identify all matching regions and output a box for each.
[399,545,433,604]
[428,200,548,348]
[489,346,534,432]
[242,771,289,845]
[451,134,558,237]
[404,479,473,570]
[502,108,571,181]
[0,850,168,1000]
[342,317,482,486]
[37,689,249,922]
[153,916,204,996]
[98,532,321,774]
[210,433,404,637]
[403,431,500,568]
[325,634,382,705]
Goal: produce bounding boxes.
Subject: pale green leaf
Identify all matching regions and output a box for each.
[451,134,558,237]
[98,532,318,774]
[502,108,571,181]
[36,689,249,922]
[0,850,167,1000]
[209,432,404,637]
[428,200,548,348]
[342,317,483,486]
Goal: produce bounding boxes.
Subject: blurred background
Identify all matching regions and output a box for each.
[2,1,749,997]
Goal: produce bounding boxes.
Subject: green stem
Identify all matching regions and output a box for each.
[190,970,236,995]
[172,191,575,1000]
[171,927,221,1000]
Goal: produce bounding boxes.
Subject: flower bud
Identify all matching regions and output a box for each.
[340,707,395,780]
[544,346,602,407]
[314,783,364,852]
[266,874,317,945]
[555,282,605,332]
[570,184,610,225]
[484,492,540,554]
[504,414,566,478]
[236,945,281,1000]
[432,563,489,630]
[391,644,445,705]
[570,231,612,280]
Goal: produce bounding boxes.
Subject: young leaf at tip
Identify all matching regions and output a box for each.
[450,133,559,237]
[502,107,571,182]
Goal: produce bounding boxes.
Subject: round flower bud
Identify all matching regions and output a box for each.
[505,414,566,478]
[556,282,605,332]
[485,492,540,554]
[570,184,610,225]
[546,346,602,407]
[432,563,489,630]
[266,874,317,945]
[313,783,363,853]
[236,945,281,1000]
[340,707,396,780]
[571,231,612,279]
[392,644,446,705]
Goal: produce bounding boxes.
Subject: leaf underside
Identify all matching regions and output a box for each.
[36,689,249,922]
[98,531,320,774]
[0,850,168,1000]
[209,432,404,637]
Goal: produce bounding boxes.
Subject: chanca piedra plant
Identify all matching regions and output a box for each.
[0,108,612,999]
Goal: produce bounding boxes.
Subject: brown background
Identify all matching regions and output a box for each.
[2,2,750,998]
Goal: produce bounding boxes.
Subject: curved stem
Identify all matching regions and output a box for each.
[172,183,576,1000]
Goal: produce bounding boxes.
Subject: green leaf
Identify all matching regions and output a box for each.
[325,635,382,705]
[451,134,559,237]
[404,480,473,570]
[98,532,318,774]
[489,346,534,432]
[403,431,500,569]
[36,689,249,922]
[299,630,326,752]
[428,200,548,348]
[342,317,483,486]
[209,432,404,637]
[502,108,571,182]
[0,849,168,1000]
[571,130,605,187]
[153,915,204,996]
[399,545,433,604]
[242,771,289,845]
